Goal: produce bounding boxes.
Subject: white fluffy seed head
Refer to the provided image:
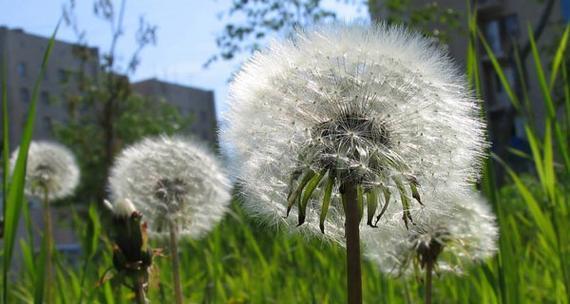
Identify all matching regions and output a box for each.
[223,23,487,241]
[10,141,80,202]
[108,135,232,239]
[362,190,498,276]
[104,198,138,218]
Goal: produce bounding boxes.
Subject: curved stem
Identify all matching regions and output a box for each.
[134,274,148,304]
[425,261,434,304]
[342,181,363,304]
[168,221,183,304]
[42,187,53,304]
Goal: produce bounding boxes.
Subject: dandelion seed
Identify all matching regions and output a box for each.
[10,140,80,201]
[108,135,231,304]
[223,22,486,241]
[108,135,232,239]
[223,23,487,304]
[10,140,80,304]
[362,190,498,277]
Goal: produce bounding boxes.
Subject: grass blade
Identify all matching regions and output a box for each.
[549,25,570,89]
[2,55,8,217]
[528,24,556,119]
[2,22,59,303]
[477,29,521,110]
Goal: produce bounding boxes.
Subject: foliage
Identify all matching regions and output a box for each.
[208,0,461,67]
[54,0,191,205]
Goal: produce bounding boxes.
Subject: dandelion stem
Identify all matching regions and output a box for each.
[42,186,54,304]
[341,181,363,304]
[134,274,148,304]
[168,220,184,304]
[425,261,434,304]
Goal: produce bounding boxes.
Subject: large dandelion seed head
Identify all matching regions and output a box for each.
[223,23,487,241]
[10,141,80,202]
[362,190,498,276]
[108,136,232,239]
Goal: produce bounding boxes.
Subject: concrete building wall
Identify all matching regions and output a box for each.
[132,78,218,145]
[0,26,99,149]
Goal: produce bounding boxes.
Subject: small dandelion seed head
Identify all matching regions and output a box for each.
[223,22,487,241]
[104,198,138,218]
[108,135,232,239]
[10,141,80,202]
[363,190,498,276]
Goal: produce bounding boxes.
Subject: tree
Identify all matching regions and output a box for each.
[207,0,461,67]
[57,0,191,204]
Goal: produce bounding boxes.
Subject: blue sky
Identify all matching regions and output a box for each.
[0,0,367,119]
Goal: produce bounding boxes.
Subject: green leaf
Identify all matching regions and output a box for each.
[298,170,325,226]
[528,24,556,119]
[357,185,364,222]
[477,29,521,110]
[542,121,556,200]
[549,25,570,89]
[33,230,48,304]
[366,189,378,227]
[319,173,335,233]
[3,22,59,303]
[2,54,8,216]
[286,169,315,217]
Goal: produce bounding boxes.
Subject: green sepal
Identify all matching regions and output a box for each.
[286,169,316,217]
[374,185,391,225]
[298,170,325,226]
[366,189,378,227]
[319,172,335,233]
[409,179,423,206]
[357,186,364,223]
[395,178,414,229]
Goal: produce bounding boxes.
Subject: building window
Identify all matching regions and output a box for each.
[20,88,30,103]
[41,91,50,105]
[563,0,570,22]
[199,110,208,123]
[504,14,520,38]
[43,115,52,128]
[58,69,68,82]
[481,14,520,57]
[17,62,27,78]
[493,64,517,108]
[483,20,503,55]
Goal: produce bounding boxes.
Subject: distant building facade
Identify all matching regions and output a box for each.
[372,0,567,175]
[0,26,100,148]
[132,78,218,145]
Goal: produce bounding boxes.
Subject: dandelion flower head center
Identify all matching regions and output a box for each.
[411,225,450,268]
[310,111,391,180]
[33,164,56,187]
[154,177,190,213]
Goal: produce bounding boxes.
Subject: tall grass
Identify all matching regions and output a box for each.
[1,14,570,304]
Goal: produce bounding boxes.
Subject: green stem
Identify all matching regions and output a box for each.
[169,221,183,304]
[341,181,363,304]
[425,261,434,304]
[42,187,53,304]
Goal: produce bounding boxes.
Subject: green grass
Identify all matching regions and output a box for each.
[2,12,570,304]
